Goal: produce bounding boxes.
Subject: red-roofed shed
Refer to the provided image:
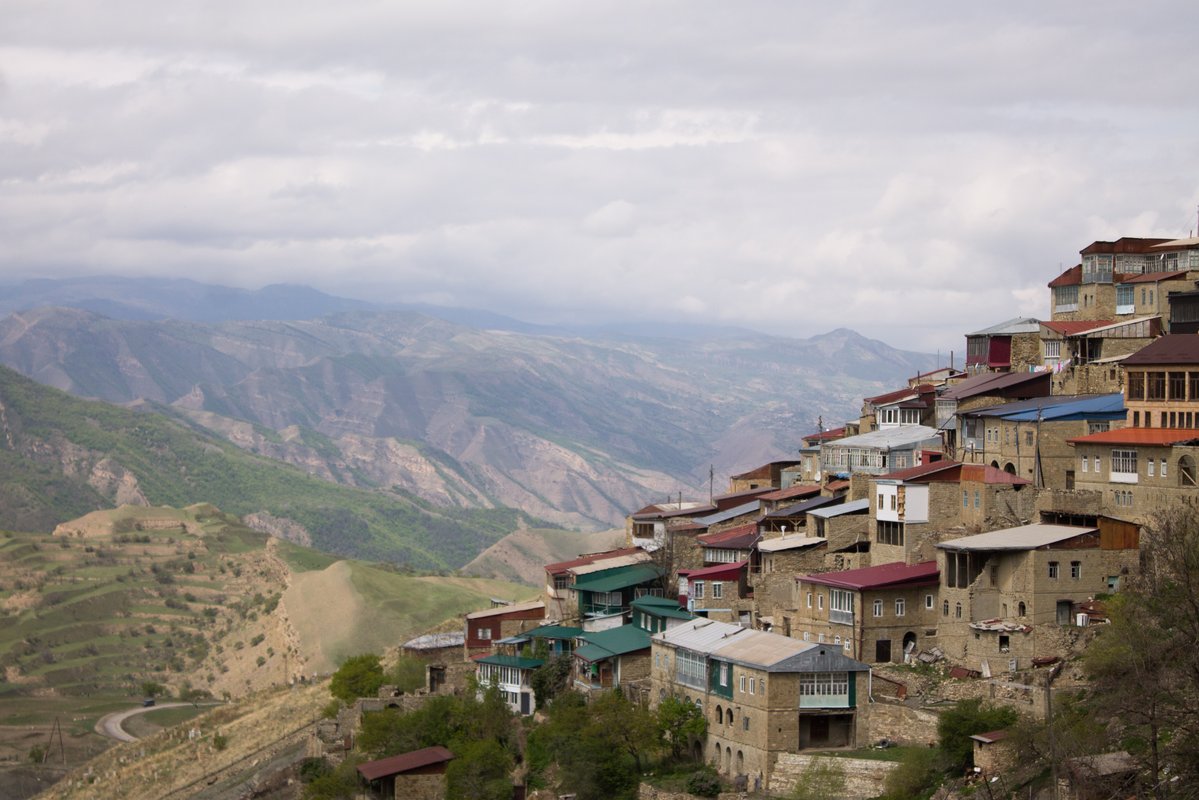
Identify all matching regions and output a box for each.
[357,746,455,799]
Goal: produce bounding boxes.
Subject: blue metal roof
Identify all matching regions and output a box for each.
[973,393,1124,422]
[693,500,760,526]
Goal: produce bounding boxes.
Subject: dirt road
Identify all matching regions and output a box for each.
[94,703,195,742]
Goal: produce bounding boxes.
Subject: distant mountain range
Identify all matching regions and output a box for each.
[0,277,939,533]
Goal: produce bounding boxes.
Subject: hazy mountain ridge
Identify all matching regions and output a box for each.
[0,281,938,528]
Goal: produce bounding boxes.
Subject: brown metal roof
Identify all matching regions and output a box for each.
[544,547,642,575]
[1042,320,1114,336]
[696,522,760,549]
[1079,237,1172,255]
[1047,264,1081,288]
[358,746,454,781]
[1121,270,1193,284]
[1122,334,1199,366]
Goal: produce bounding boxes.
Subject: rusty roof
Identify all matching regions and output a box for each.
[1123,334,1199,366]
[1121,270,1194,284]
[803,426,847,443]
[1080,237,1173,255]
[1068,427,1199,446]
[879,460,961,481]
[801,561,939,591]
[1042,320,1114,336]
[757,484,822,502]
[358,746,454,781]
[1047,264,1082,288]
[678,561,748,581]
[697,522,760,549]
[939,370,1050,401]
[544,547,643,574]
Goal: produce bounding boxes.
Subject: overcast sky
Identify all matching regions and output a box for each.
[3,2,1199,352]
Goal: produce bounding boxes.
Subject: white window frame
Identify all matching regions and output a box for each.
[872,599,883,617]
[1111,449,1138,483]
[711,582,723,600]
[692,581,705,600]
[895,598,906,617]
[925,594,934,610]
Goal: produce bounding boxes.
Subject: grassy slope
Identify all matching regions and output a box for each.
[462,526,626,585]
[0,364,530,569]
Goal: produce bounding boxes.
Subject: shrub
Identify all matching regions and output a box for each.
[212,732,228,751]
[686,766,722,797]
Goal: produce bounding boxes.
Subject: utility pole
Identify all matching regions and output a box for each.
[709,464,714,505]
[1046,668,1059,800]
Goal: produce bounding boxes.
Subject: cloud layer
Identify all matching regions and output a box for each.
[3,1,1199,350]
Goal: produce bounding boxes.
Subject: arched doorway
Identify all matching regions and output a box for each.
[902,631,917,661]
[1180,455,1197,487]
[736,750,744,774]
[1003,462,1016,475]
[990,460,1000,469]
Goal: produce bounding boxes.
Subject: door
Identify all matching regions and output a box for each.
[1056,600,1073,626]
[809,715,830,745]
[875,638,891,663]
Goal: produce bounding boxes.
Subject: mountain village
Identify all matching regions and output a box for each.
[330,234,1199,800]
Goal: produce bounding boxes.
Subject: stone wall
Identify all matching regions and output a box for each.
[769,754,898,800]
[863,699,940,747]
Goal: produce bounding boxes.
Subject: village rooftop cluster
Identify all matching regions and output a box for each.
[392,234,1199,795]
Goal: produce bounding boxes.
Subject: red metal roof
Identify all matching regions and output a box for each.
[757,484,822,502]
[881,460,961,481]
[880,461,1030,486]
[358,746,455,781]
[678,561,748,581]
[1068,428,1199,446]
[1042,320,1115,336]
[1047,264,1081,288]
[1121,270,1192,284]
[544,547,643,575]
[697,522,760,548]
[1123,334,1199,366]
[801,561,939,591]
[1080,237,1172,255]
[804,427,847,443]
[825,480,850,492]
[959,464,1032,486]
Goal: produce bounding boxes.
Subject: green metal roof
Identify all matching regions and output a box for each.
[632,595,695,620]
[572,563,662,593]
[475,654,544,670]
[575,625,652,662]
[526,624,584,640]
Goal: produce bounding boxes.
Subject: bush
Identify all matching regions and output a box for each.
[329,653,385,703]
[937,699,1018,772]
[878,747,941,800]
[298,757,333,783]
[685,766,722,797]
[212,732,228,751]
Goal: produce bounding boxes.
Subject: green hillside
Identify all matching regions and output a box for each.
[0,364,532,569]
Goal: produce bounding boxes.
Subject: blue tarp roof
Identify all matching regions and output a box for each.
[968,393,1124,422]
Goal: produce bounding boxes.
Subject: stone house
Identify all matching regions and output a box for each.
[934,370,1053,451]
[760,493,839,535]
[1047,237,1189,323]
[570,561,664,632]
[958,393,1125,488]
[798,426,849,481]
[542,547,644,621]
[572,624,652,694]
[965,317,1043,375]
[1068,427,1199,522]
[463,600,545,658]
[1119,334,1199,429]
[475,653,543,715]
[858,383,938,432]
[970,729,1015,777]
[756,483,823,517]
[789,561,940,664]
[807,499,870,569]
[753,534,827,631]
[650,618,871,792]
[627,503,712,550]
[630,594,695,634]
[356,745,454,800]
[727,460,803,492]
[1046,316,1161,396]
[694,522,760,569]
[934,524,1139,672]
[819,425,945,477]
[679,561,751,624]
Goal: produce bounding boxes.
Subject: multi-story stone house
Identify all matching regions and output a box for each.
[570,560,663,632]
[650,618,871,792]
[965,317,1043,374]
[628,502,712,550]
[957,394,1125,488]
[1119,334,1199,429]
[935,371,1052,450]
[758,492,835,534]
[679,561,751,623]
[819,425,944,477]
[934,523,1139,673]
[1049,238,1184,322]
[475,652,544,715]
[1118,270,1197,325]
[788,561,940,663]
[631,594,696,634]
[753,534,828,628]
[1068,428,1199,521]
[806,499,870,570]
[727,460,804,492]
[1043,317,1161,395]
[756,483,823,515]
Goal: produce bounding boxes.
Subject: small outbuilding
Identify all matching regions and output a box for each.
[356,745,455,800]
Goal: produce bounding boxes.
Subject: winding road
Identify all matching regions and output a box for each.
[95,702,197,742]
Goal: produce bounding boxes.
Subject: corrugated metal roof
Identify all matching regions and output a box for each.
[936,524,1097,552]
[631,595,695,620]
[806,499,870,519]
[358,746,455,781]
[574,625,651,661]
[679,561,748,580]
[801,561,939,590]
[570,552,650,577]
[572,563,662,592]
[1121,270,1192,284]
[967,316,1042,336]
[996,393,1125,422]
[402,631,465,650]
[1042,320,1115,336]
[757,484,822,502]
[693,501,761,526]
[545,547,644,574]
[964,393,1119,419]
[1047,264,1082,288]
[940,371,1050,401]
[764,494,840,518]
[711,629,812,667]
[527,624,584,640]
[878,460,961,482]
[475,653,545,669]
[1068,427,1199,446]
[697,522,760,548]
[1066,315,1158,338]
[756,535,826,553]
[1123,334,1199,366]
[465,600,545,620]
[822,425,942,450]
[652,618,752,655]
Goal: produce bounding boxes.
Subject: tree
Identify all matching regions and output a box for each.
[1084,505,1199,797]
[445,739,513,800]
[530,655,572,711]
[387,655,426,693]
[657,696,707,761]
[936,698,1017,773]
[329,653,385,703]
[141,680,166,699]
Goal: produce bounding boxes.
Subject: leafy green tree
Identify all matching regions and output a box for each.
[445,739,513,800]
[329,653,385,703]
[141,680,166,698]
[528,690,646,800]
[936,699,1017,772]
[303,756,361,800]
[657,696,707,761]
[530,654,572,710]
[387,655,426,693]
[877,747,940,800]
